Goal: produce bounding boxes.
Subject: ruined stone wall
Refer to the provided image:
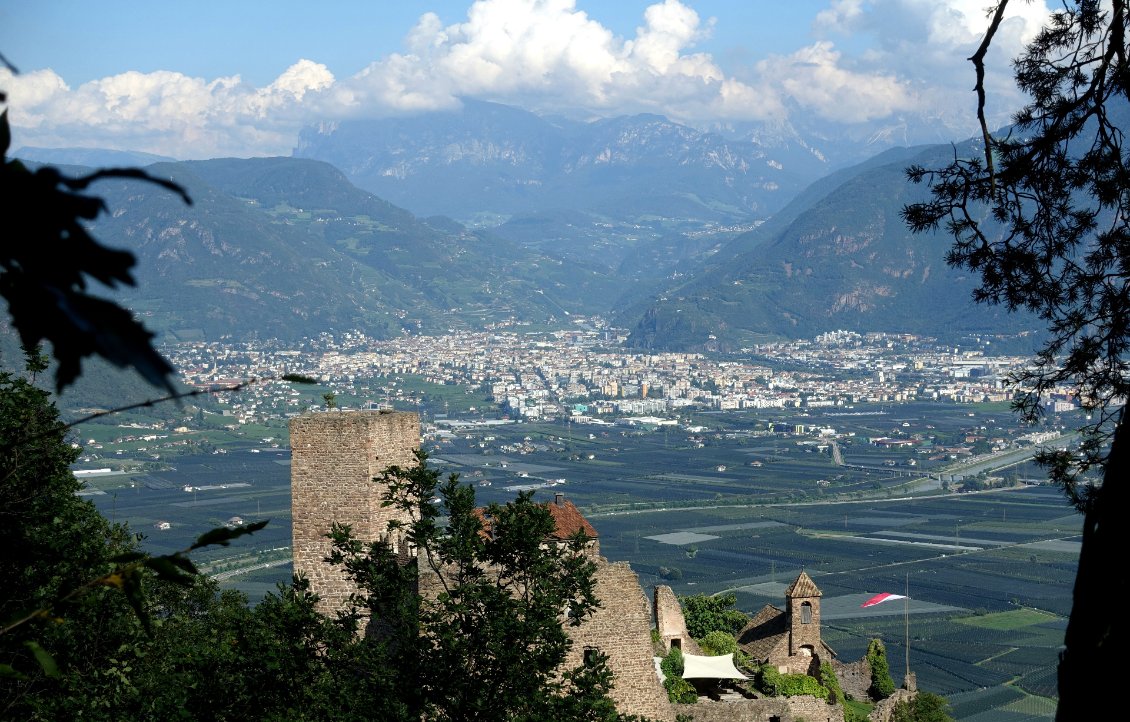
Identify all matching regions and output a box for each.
[868,689,915,722]
[654,584,702,655]
[684,696,843,722]
[290,410,419,613]
[834,658,872,703]
[564,561,675,722]
[776,653,821,677]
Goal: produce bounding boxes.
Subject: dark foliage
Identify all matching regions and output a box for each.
[902,3,1130,718]
[0,111,182,393]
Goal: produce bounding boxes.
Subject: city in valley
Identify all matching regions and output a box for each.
[68,320,1078,720]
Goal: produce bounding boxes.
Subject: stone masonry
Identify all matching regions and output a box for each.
[685,696,844,722]
[833,658,872,703]
[562,561,675,721]
[654,584,702,655]
[290,410,419,613]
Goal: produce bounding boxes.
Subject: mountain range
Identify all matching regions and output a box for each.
[13,102,1038,353]
[67,157,625,342]
[294,100,818,223]
[619,143,1036,351]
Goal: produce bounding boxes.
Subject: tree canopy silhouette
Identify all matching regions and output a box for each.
[903,3,1130,717]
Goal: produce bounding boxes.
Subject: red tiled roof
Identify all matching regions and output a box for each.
[471,498,598,542]
[544,498,598,540]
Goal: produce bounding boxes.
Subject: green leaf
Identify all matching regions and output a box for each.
[189,519,269,551]
[281,374,318,384]
[0,663,28,680]
[24,641,58,677]
[120,569,151,635]
[143,556,195,585]
[166,553,199,576]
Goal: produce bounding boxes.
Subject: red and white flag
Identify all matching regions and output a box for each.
[861,592,907,608]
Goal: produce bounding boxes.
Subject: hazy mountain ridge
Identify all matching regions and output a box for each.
[80,157,623,341]
[294,100,813,222]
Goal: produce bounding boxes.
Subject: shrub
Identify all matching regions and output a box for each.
[820,661,845,705]
[890,691,954,722]
[680,592,749,639]
[660,646,684,677]
[867,638,897,699]
[757,664,829,700]
[700,630,738,656]
[664,675,697,704]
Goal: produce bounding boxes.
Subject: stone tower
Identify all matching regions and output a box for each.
[786,571,823,657]
[290,410,419,612]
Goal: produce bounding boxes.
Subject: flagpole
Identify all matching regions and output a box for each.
[904,572,910,680]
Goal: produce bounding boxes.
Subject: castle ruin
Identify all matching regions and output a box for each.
[289,410,912,722]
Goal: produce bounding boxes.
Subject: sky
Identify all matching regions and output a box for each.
[0,0,1053,159]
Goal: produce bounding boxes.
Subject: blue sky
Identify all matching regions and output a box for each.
[0,0,1053,159]
[3,2,814,86]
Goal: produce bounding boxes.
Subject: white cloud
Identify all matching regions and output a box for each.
[0,0,1056,158]
[798,0,1051,126]
[758,41,917,124]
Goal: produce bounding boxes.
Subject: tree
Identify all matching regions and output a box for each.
[0,359,140,716]
[866,638,895,700]
[890,691,954,722]
[680,592,749,639]
[902,3,1129,717]
[326,450,622,721]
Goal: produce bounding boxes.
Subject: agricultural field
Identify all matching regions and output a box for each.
[80,401,1076,719]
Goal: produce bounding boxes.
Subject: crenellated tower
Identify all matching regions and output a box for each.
[289,410,419,612]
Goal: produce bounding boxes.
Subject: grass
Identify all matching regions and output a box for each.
[956,609,1060,631]
[842,698,873,720]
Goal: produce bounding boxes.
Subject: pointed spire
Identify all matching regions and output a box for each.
[785,571,822,598]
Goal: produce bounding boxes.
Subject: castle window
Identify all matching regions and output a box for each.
[584,647,600,665]
[801,601,812,624]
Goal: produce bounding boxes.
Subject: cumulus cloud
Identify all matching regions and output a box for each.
[0,0,1055,158]
[801,0,1051,126]
[1,60,338,158]
[346,0,735,119]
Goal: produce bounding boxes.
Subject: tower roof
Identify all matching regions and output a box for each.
[472,497,597,542]
[785,571,822,598]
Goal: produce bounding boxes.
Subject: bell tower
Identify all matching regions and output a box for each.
[786,571,823,657]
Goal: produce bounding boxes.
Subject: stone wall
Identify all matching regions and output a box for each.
[290,410,419,613]
[564,561,675,722]
[869,689,915,722]
[833,658,871,702]
[654,584,702,655]
[683,696,844,722]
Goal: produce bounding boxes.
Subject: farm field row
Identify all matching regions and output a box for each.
[83,401,1076,720]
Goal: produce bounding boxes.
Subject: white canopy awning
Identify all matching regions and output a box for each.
[680,653,748,680]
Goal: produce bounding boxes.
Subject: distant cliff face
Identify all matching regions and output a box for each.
[621,143,1037,350]
[294,100,817,221]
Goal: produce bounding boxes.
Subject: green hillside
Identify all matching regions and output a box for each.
[622,142,1037,350]
[80,157,623,341]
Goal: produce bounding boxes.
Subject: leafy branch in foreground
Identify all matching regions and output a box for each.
[903,0,1130,508]
[0,110,190,394]
[902,3,1130,718]
[2,521,268,668]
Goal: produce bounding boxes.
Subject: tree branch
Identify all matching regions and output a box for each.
[970,1,1012,191]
